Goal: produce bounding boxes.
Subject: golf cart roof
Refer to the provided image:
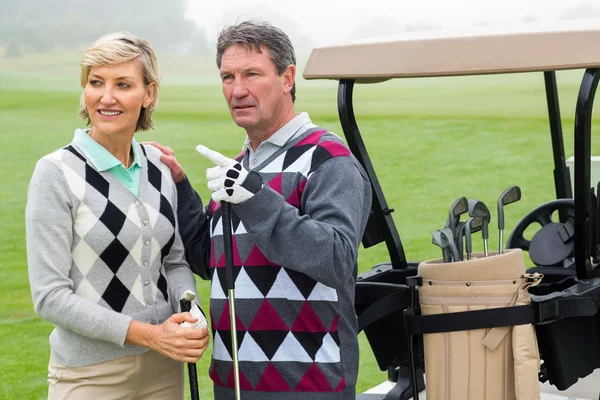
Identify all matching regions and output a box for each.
[303,19,600,82]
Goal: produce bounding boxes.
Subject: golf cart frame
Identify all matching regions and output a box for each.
[303,19,600,399]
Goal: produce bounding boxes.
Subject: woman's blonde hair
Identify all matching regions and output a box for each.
[77,31,160,132]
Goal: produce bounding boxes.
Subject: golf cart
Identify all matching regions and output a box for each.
[303,19,600,399]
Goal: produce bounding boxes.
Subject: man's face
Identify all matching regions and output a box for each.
[219,45,294,134]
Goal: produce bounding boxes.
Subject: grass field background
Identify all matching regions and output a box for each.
[1,51,599,399]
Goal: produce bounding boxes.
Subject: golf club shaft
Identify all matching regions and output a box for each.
[499,229,504,254]
[179,298,200,400]
[228,288,241,399]
[442,249,450,263]
[221,202,241,400]
[483,238,489,257]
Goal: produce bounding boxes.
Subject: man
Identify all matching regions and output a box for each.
[154,20,371,399]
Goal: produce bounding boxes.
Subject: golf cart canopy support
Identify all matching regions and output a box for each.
[304,19,600,280]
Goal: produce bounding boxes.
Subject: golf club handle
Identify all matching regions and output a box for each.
[221,201,235,291]
[188,364,200,400]
[180,298,192,313]
[228,289,241,400]
[179,298,200,400]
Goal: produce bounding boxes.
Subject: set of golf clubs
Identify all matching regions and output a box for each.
[432,186,522,262]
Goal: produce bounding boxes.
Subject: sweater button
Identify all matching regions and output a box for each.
[144,280,150,286]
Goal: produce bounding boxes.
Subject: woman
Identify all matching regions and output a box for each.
[25,32,209,399]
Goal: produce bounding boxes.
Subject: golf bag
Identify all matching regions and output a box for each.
[415,249,541,400]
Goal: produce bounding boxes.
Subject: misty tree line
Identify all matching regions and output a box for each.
[0,0,211,57]
[6,0,598,58]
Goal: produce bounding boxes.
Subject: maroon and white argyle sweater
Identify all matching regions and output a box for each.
[194,128,371,400]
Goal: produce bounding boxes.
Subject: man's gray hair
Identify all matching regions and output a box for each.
[216,20,297,102]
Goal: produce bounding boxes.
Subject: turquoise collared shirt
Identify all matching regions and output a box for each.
[72,129,142,196]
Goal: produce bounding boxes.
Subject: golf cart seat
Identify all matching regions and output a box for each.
[303,19,600,398]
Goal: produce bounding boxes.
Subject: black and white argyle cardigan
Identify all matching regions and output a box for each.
[26,140,196,367]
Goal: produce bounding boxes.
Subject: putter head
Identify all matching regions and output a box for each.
[497,186,522,230]
[447,197,468,235]
[468,199,491,239]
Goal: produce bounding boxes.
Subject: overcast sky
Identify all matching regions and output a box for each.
[186,0,597,46]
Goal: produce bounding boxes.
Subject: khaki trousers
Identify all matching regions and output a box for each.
[48,350,184,400]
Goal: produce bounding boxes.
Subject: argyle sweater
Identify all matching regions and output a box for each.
[177,128,372,400]
[26,139,197,367]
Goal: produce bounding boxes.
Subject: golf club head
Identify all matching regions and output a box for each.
[497,186,522,230]
[468,199,491,239]
[440,227,460,261]
[447,197,468,237]
[432,229,451,262]
[464,216,484,257]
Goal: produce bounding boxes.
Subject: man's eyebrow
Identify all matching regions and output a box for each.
[220,66,262,75]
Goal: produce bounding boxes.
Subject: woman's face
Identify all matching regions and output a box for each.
[84,58,154,137]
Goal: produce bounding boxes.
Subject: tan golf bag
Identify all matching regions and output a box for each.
[417,248,542,400]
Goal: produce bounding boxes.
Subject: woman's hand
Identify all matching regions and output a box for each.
[126,313,210,363]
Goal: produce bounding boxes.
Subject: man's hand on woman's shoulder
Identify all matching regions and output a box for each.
[142,141,186,183]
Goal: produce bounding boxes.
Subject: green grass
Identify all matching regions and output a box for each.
[1,53,599,399]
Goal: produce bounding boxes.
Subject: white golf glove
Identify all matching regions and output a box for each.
[179,291,208,330]
[180,301,208,330]
[196,145,262,204]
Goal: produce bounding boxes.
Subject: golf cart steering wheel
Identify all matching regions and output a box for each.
[506,199,575,267]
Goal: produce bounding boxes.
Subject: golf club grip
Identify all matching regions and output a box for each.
[221,201,235,290]
[179,298,200,400]
[180,298,191,313]
[188,363,200,400]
